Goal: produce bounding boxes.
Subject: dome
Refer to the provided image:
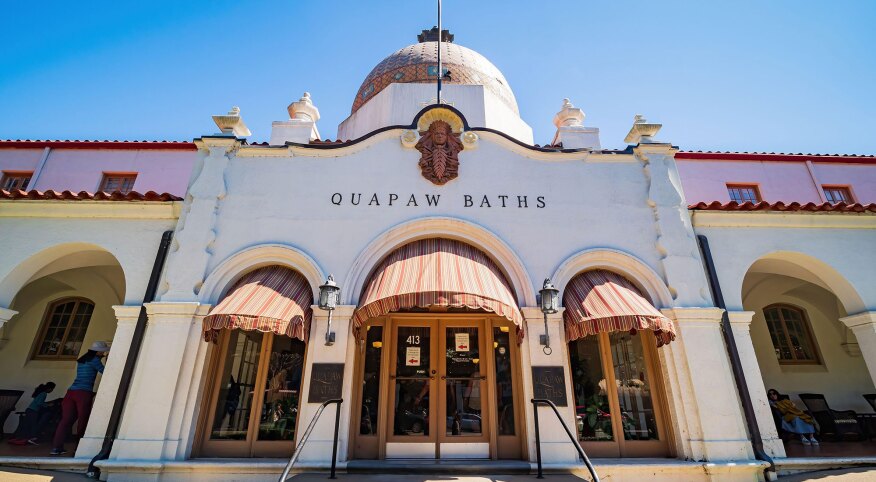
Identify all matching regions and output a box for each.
[351,31,518,115]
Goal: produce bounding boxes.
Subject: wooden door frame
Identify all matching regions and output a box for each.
[196,330,308,458]
[349,313,527,460]
[573,331,672,458]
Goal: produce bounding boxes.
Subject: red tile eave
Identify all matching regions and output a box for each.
[688,201,876,213]
[0,189,183,202]
[0,140,196,150]
[676,151,876,164]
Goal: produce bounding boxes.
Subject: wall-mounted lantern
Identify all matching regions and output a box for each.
[539,278,559,355]
[318,275,341,345]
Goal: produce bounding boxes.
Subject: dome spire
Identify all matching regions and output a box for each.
[417,26,454,43]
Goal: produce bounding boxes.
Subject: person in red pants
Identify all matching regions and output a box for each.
[50,341,111,456]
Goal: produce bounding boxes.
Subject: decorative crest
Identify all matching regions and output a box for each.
[415,120,464,185]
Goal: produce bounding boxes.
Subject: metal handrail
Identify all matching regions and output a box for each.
[531,398,600,481]
[279,398,343,482]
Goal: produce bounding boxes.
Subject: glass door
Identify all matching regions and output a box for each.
[200,330,306,457]
[385,321,437,458]
[438,322,490,457]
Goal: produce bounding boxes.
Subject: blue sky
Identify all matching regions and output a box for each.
[2,1,875,153]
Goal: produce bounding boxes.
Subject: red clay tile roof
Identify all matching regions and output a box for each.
[0,140,196,150]
[0,189,183,201]
[677,151,876,164]
[689,201,876,213]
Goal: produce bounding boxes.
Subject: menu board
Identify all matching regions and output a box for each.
[307,363,344,403]
[531,366,568,407]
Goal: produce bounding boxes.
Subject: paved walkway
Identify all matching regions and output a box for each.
[2,466,876,481]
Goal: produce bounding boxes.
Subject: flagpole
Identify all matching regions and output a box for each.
[437,0,442,105]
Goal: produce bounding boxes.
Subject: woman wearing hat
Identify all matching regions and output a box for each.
[50,341,111,456]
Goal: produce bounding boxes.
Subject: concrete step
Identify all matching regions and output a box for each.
[346,459,533,475]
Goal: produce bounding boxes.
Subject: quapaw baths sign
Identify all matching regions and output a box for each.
[330,193,547,208]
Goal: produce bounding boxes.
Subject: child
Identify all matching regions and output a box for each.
[8,382,56,446]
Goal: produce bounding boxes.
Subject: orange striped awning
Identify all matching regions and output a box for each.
[563,269,675,347]
[203,265,313,342]
[352,238,523,340]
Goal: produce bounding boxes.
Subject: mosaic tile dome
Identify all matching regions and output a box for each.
[352,31,519,115]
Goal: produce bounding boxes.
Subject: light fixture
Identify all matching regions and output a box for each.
[318,275,341,345]
[539,278,559,355]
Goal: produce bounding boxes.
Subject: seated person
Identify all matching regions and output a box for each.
[768,388,818,445]
[8,382,56,446]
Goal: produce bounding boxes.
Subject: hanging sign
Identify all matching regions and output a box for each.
[406,347,421,366]
[455,333,470,352]
[307,363,344,403]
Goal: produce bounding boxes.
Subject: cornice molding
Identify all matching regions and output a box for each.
[691,211,876,229]
[0,200,182,219]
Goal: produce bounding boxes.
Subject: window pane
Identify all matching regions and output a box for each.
[610,332,659,441]
[493,327,516,435]
[38,301,77,356]
[764,308,792,361]
[62,302,94,356]
[101,175,136,194]
[569,336,613,441]
[360,326,383,435]
[257,335,305,441]
[2,175,31,190]
[823,187,850,204]
[728,186,760,203]
[210,330,263,440]
[394,326,430,436]
[781,308,816,361]
[445,327,482,437]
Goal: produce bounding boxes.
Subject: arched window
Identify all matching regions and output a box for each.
[32,298,95,360]
[763,304,820,364]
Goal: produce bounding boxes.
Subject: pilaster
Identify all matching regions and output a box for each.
[111,302,209,461]
[840,311,876,388]
[635,142,710,307]
[162,137,239,301]
[75,305,142,458]
[661,307,753,461]
[727,311,785,458]
[520,307,577,464]
[297,305,356,463]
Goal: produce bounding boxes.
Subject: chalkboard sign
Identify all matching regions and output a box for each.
[531,366,568,407]
[307,363,345,403]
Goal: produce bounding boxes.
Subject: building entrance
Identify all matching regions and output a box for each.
[353,315,524,460]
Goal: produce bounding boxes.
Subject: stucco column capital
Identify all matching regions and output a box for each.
[145,301,211,323]
[113,305,143,326]
[310,304,356,321]
[661,307,724,325]
[727,311,757,330]
[0,306,18,324]
[840,311,876,331]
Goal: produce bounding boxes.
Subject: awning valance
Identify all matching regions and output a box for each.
[563,269,675,347]
[203,265,313,342]
[352,238,523,339]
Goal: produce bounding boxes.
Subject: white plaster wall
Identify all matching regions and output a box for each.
[692,223,876,314]
[337,84,534,144]
[744,274,874,413]
[0,266,122,433]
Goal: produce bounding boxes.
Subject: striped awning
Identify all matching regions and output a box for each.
[563,269,675,347]
[203,265,313,342]
[352,238,523,340]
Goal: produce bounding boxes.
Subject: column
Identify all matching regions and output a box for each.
[727,311,785,458]
[110,302,207,463]
[0,306,17,348]
[841,311,876,388]
[296,305,356,464]
[521,307,578,464]
[75,306,141,458]
[661,308,753,461]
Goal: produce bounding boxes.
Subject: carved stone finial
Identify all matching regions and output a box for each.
[288,92,320,122]
[212,106,251,137]
[415,120,464,185]
[624,113,662,145]
[553,98,585,128]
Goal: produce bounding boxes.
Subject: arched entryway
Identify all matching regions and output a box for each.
[742,253,875,456]
[349,238,527,460]
[0,243,125,457]
[196,265,312,458]
[563,269,674,458]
